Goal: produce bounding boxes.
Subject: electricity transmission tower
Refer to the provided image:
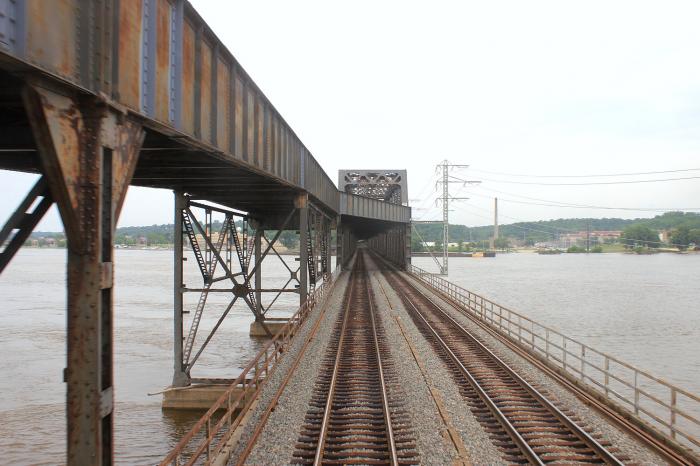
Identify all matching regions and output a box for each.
[435,161,481,275]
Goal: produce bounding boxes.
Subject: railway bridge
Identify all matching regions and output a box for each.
[1,2,699,465]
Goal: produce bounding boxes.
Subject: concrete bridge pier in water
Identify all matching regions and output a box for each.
[1,1,699,465]
[0,1,410,462]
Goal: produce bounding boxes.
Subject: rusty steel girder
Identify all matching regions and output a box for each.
[22,82,144,465]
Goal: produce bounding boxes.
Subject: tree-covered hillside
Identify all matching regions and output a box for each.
[29,211,700,249]
[412,212,700,245]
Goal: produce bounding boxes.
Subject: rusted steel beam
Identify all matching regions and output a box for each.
[22,83,144,466]
[0,176,53,273]
[297,193,309,305]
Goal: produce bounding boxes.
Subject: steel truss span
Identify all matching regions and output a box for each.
[380,261,625,465]
[0,1,412,463]
[293,252,419,466]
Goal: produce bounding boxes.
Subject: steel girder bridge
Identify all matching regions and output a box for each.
[0,1,410,464]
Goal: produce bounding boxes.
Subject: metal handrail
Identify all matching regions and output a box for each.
[408,264,700,454]
[160,268,341,466]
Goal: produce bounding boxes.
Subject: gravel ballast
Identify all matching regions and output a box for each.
[372,265,508,465]
[227,270,351,465]
[365,256,460,465]
[400,270,669,465]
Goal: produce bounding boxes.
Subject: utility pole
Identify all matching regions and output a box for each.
[491,197,499,250]
[586,220,591,253]
[435,160,480,275]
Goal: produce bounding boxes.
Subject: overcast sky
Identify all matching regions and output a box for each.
[3,0,700,231]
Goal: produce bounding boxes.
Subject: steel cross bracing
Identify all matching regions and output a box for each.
[171,195,336,385]
[175,200,257,382]
[0,176,54,273]
[0,2,411,462]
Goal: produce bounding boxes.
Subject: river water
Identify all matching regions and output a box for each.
[0,250,698,464]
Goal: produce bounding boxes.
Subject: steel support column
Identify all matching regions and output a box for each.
[23,84,144,465]
[172,192,189,387]
[335,222,344,271]
[297,194,308,305]
[404,223,412,269]
[254,228,262,321]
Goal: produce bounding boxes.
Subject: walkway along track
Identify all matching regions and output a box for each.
[380,264,626,465]
[292,252,419,465]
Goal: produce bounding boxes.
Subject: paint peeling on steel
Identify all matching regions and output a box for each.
[25,0,77,79]
[216,57,229,151]
[117,0,141,108]
[181,19,195,134]
[4,1,403,216]
[246,90,254,162]
[255,99,263,168]
[140,0,156,116]
[153,0,171,122]
[199,39,212,143]
[168,1,178,124]
[234,73,244,158]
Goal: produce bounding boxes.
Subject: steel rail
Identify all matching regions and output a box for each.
[234,270,342,465]
[313,253,399,466]
[383,265,624,466]
[406,265,697,466]
[312,265,355,465]
[366,262,400,466]
[400,287,543,466]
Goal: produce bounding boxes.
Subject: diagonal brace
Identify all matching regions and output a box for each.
[245,208,295,283]
[0,177,54,274]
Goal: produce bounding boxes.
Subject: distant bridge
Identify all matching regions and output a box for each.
[0,1,409,463]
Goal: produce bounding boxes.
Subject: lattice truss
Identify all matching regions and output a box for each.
[178,200,293,377]
[305,203,332,294]
[342,171,403,204]
[177,197,332,379]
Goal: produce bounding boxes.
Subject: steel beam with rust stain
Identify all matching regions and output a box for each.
[22,83,144,466]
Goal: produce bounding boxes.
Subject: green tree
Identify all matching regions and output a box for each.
[690,229,700,246]
[278,230,298,250]
[671,226,691,250]
[494,237,510,250]
[620,224,658,248]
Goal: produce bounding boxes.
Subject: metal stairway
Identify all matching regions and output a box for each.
[182,217,230,368]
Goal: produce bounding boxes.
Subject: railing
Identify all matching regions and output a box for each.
[160,268,340,466]
[409,264,700,455]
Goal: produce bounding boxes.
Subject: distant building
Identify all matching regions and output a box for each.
[658,230,671,243]
[421,241,436,247]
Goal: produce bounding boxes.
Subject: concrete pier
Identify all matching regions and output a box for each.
[249,317,291,337]
[162,384,252,411]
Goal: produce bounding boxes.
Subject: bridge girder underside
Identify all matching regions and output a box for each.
[0,71,338,463]
[0,71,332,225]
[337,215,411,269]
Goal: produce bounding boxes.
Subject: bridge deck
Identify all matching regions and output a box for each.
[0,0,410,224]
[161,248,699,466]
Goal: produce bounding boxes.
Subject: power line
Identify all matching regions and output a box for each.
[470,167,700,179]
[466,189,700,213]
[466,175,700,186]
[472,186,700,212]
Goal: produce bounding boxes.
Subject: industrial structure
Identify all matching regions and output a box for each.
[1,2,699,466]
[0,1,409,463]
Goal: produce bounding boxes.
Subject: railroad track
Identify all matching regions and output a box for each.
[381,266,627,465]
[293,253,419,465]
